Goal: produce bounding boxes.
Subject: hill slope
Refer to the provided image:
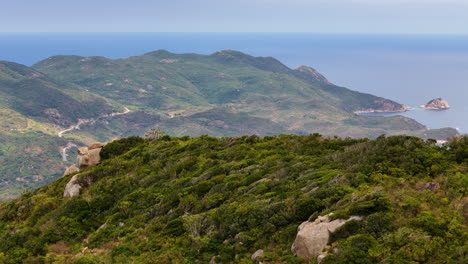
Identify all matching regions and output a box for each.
[0,61,123,199]
[33,50,423,138]
[0,134,466,263]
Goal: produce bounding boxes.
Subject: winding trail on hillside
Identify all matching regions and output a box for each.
[61,142,78,161]
[58,107,131,162]
[58,107,130,138]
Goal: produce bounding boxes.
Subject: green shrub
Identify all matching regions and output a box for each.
[329,219,362,243]
[100,136,144,160]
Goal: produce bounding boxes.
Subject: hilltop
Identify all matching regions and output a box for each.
[0,134,466,263]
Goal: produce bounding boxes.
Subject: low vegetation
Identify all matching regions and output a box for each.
[0,134,466,263]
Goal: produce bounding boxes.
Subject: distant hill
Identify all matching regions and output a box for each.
[0,50,459,199]
[0,61,122,199]
[33,49,423,139]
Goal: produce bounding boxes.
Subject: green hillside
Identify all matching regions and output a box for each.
[0,61,118,126]
[33,50,425,138]
[0,134,466,263]
[0,51,459,200]
[0,62,122,199]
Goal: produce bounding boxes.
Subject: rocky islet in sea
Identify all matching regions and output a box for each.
[420,98,450,110]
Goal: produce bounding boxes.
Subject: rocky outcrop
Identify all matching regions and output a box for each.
[291,213,362,262]
[89,142,107,150]
[63,174,82,197]
[77,146,102,170]
[295,65,332,85]
[63,164,79,177]
[63,142,106,197]
[420,98,450,110]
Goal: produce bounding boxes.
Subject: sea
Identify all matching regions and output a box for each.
[1,33,467,133]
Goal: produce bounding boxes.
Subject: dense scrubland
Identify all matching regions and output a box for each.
[0,134,466,263]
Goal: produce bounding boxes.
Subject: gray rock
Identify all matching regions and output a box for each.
[209,256,216,264]
[77,146,102,170]
[251,249,264,261]
[63,164,79,177]
[291,213,362,261]
[317,254,327,264]
[63,174,82,197]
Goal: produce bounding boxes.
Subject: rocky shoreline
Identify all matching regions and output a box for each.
[353,105,410,115]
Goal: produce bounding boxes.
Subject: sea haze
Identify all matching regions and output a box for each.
[1,33,467,133]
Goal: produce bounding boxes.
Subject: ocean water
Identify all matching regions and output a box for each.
[1,33,467,133]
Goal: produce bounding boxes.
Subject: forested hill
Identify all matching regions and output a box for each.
[0,134,466,263]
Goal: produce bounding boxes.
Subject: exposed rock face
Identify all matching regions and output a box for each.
[291,214,362,262]
[296,65,332,85]
[89,142,107,150]
[63,164,79,177]
[251,249,264,261]
[77,146,102,170]
[63,174,82,197]
[63,142,106,197]
[354,99,410,114]
[420,98,450,110]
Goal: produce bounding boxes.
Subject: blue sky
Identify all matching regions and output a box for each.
[1,0,467,34]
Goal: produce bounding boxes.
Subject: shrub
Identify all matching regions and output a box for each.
[100,136,144,160]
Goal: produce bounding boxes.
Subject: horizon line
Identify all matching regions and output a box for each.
[0,32,468,37]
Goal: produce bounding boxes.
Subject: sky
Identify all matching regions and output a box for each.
[1,0,468,34]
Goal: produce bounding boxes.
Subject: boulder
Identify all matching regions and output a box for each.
[251,249,264,261]
[209,256,216,264]
[291,214,362,261]
[77,146,102,170]
[63,164,79,177]
[317,253,328,264]
[63,174,82,197]
[89,142,106,150]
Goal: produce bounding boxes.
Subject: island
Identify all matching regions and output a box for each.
[420,98,450,110]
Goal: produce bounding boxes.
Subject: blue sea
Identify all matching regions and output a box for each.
[1,33,467,133]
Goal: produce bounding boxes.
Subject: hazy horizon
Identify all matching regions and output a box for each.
[2,0,468,35]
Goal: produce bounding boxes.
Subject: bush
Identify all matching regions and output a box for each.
[295,197,323,221]
[348,193,390,216]
[329,220,362,243]
[363,212,395,237]
[100,136,144,160]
